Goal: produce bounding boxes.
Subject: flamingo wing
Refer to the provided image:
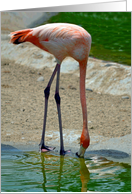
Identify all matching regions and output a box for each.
[31,23,91,61]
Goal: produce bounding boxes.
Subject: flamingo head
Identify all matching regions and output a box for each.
[76,131,90,158]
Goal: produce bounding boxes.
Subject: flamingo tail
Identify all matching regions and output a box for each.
[9,29,33,45]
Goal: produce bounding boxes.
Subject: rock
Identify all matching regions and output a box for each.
[86,88,93,92]
[85,58,131,96]
[105,64,113,67]
[37,76,44,82]
[60,87,65,90]
[122,96,129,99]
[104,63,116,67]
[68,85,76,90]
[90,126,94,129]
[1,12,58,32]
[29,70,35,74]
[60,57,79,73]
[1,34,10,41]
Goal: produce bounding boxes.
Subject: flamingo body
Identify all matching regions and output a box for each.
[10,23,91,63]
[10,23,91,157]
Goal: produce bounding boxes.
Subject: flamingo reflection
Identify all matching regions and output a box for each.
[40,153,90,192]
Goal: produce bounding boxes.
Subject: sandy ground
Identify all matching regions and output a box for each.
[1,58,131,148]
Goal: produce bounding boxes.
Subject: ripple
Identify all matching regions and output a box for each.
[1,151,131,192]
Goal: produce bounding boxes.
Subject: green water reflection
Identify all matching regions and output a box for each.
[1,151,131,192]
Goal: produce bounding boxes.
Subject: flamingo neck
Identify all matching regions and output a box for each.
[79,61,90,150]
[79,61,88,131]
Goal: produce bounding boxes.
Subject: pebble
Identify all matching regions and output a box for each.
[86,88,93,92]
[122,96,129,99]
[37,76,44,82]
[105,64,113,67]
[4,63,9,66]
[60,87,65,90]
[29,70,35,74]
[90,126,94,129]
[21,108,25,112]
[68,85,76,90]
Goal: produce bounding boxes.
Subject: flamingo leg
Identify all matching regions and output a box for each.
[54,64,64,154]
[54,64,71,155]
[40,63,59,152]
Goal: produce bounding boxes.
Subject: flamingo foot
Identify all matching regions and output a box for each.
[40,145,56,153]
[60,149,71,156]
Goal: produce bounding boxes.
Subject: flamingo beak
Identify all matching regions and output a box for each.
[76,145,86,158]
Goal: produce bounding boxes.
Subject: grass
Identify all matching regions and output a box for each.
[44,12,131,66]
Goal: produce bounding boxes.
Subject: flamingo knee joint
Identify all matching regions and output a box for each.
[55,93,61,105]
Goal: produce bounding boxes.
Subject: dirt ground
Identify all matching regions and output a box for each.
[1,59,131,147]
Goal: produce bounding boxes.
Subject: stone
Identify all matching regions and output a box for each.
[37,76,44,82]
[86,88,93,92]
[122,96,129,99]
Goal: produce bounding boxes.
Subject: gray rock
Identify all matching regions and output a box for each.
[37,76,44,82]
[60,58,79,73]
[105,64,113,67]
[86,88,93,92]
[122,96,129,99]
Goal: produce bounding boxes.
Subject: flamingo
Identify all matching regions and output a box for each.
[9,23,91,157]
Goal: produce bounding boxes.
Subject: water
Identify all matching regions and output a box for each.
[1,148,131,192]
[47,12,131,65]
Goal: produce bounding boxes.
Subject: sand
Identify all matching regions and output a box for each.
[1,58,131,148]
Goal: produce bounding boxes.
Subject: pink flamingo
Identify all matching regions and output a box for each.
[9,23,91,157]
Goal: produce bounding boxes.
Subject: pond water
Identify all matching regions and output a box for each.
[47,12,131,65]
[1,148,131,192]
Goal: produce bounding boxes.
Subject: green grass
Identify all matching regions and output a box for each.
[45,12,131,66]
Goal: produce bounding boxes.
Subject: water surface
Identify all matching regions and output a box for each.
[1,149,131,192]
[46,12,131,65]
